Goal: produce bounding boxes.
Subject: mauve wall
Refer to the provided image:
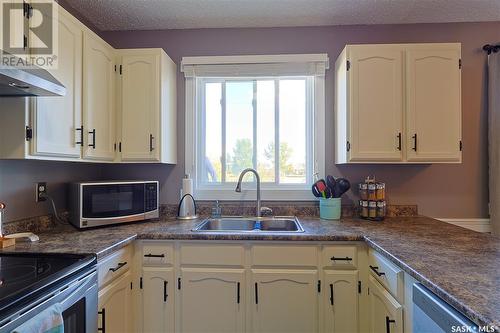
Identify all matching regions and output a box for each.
[0,161,104,222]
[99,22,500,218]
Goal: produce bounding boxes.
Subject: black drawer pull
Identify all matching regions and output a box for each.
[89,129,96,149]
[370,265,386,277]
[98,308,106,333]
[412,133,418,151]
[76,126,84,146]
[329,284,334,305]
[163,281,168,302]
[109,262,127,272]
[144,253,165,258]
[237,282,240,304]
[331,256,353,261]
[386,316,396,333]
[255,282,259,305]
[397,132,402,151]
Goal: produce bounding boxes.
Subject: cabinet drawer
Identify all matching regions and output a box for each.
[368,249,404,302]
[322,245,358,269]
[142,242,174,266]
[251,245,317,267]
[180,244,244,266]
[98,245,132,288]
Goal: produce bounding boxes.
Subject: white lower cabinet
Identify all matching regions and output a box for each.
[368,275,403,333]
[323,270,359,333]
[98,270,133,333]
[133,241,415,333]
[141,267,175,333]
[251,269,318,333]
[179,268,245,333]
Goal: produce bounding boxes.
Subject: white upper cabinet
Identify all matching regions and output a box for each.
[348,45,404,162]
[82,31,116,161]
[335,43,462,164]
[117,49,177,164]
[31,6,83,159]
[406,45,462,162]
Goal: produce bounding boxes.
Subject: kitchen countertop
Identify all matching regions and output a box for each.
[1,216,498,329]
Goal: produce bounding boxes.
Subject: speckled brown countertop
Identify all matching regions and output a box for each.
[0,216,498,329]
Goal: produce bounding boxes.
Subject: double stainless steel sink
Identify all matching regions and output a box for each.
[192,216,304,233]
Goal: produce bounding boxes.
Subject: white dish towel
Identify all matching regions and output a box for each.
[12,303,64,333]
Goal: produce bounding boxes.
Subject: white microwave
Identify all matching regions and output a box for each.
[69,181,159,228]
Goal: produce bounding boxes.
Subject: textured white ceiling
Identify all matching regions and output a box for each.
[64,0,500,31]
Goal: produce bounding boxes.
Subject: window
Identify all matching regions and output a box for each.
[183,54,328,200]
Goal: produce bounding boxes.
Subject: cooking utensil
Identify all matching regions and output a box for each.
[326,175,336,192]
[335,178,351,197]
[312,179,328,198]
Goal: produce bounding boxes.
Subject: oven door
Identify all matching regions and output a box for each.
[81,183,145,221]
[0,270,98,333]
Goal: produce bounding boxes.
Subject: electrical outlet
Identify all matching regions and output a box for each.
[36,182,47,202]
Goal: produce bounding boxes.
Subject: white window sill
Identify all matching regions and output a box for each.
[194,188,316,201]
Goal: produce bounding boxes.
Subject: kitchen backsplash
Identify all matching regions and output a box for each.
[4,202,418,235]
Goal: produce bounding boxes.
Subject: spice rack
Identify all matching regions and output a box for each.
[358,177,386,221]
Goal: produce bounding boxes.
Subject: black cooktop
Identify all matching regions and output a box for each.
[0,253,96,314]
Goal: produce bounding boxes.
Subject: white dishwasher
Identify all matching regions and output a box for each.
[413,283,478,333]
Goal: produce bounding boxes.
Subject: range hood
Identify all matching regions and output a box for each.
[0,53,66,97]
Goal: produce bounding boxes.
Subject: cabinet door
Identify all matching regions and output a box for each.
[406,46,462,162]
[252,269,318,333]
[31,8,82,159]
[142,267,174,333]
[348,45,404,162]
[323,270,359,333]
[82,32,115,161]
[179,268,245,333]
[368,276,403,333]
[120,54,160,161]
[98,271,133,333]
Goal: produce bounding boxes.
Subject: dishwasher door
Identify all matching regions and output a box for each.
[413,283,478,333]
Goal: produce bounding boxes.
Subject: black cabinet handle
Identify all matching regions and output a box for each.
[386,316,396,333]
[109,262,127,272]
[76,126,84,146]
[412,133,417,151]
[331,256,353,261]
[255,282,258,305]
[98,308,106,333]
[144,253,165,258]
[237,282,240,304]
[329,284,334,305]
[149,134,155,152]
[397,133,402,151]
[163,281,168,302]
[89,129,96,149]
[370,265,386,277]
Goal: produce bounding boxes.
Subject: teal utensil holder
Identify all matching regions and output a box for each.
[319,197,341,220]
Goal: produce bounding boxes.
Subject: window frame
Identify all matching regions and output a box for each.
[183,54,328,201]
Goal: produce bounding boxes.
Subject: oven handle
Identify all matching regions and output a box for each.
[58,270,98,310]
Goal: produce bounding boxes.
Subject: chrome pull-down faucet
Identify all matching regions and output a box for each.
[235,168,262,217]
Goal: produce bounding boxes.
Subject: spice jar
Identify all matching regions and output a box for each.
[359,183,368,200]
[360,200,368,218]
[368,201,377,218]
[377,201,386,219]
[376,183,385,200]
[368,183,377,200]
